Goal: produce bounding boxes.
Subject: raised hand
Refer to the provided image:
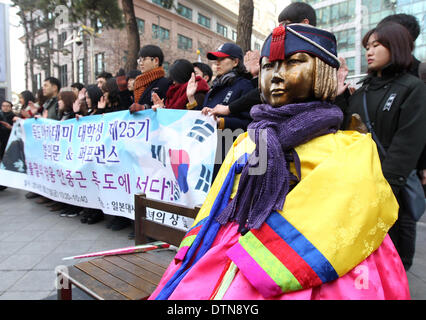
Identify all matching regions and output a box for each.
[73,99,81,113]
[186,73,197,100]
[28,101,39,115]
[151,92,164,107]
[244,50,260,77]
[78,88,86,101]
[98,96,106,109]
[152,104,164,111]
[337,56,349,96]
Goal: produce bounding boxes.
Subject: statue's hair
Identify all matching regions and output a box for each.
[313,57,338,102]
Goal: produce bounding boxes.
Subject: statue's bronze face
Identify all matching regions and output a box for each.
[260,53,315,107]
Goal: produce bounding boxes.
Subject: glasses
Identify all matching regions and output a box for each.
[138,57,154,64]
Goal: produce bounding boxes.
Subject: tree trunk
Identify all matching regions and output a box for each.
[121,0,140,72]
[19,10,36,92]
[236,0,254,54]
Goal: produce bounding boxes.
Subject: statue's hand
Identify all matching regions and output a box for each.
[348,113,368,134]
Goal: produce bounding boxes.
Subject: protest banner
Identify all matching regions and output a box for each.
[0,109,217,222]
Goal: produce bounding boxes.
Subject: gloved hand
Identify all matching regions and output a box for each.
[129,103,146,114]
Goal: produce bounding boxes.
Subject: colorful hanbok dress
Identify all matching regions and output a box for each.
[150,128,409,300]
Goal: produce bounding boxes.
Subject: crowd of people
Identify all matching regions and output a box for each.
[0,2,425,299]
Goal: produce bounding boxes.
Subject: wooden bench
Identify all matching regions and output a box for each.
[56,193,200,300]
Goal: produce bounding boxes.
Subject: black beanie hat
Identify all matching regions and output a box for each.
[169,59,194,84]
[138,45,164,66]
[126,69,142,80]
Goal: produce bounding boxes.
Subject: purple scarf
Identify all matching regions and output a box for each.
[216,101,343,232]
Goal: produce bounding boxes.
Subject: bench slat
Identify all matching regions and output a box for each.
[103,255,163,286]
[120,254,169,277]
[93,257,158,295]
[133,250,176,268]
[65,266,128,300]
[75,261,149,300]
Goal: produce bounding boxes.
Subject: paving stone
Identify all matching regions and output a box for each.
[1,230,45,242]
[8,270,57,292]
[0,290,53,300]
[0,270,27,291]
[0,254,45,271]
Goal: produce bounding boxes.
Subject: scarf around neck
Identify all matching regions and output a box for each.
[216,101,344,232]
[166,76,210,109]
[212,70,238,88]
[134,67,166,103]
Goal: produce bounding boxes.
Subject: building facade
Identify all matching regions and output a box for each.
[299,0,425,80]
[214,0,281,40]
[0,2,11,102]
[24,0,268,91]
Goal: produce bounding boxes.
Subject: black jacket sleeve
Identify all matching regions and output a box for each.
[228,88,261,114]
[381,82,426,190]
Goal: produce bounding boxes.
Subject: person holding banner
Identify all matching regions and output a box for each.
[98,78,124,114]
[0,100,16,191]
[41,77,61,120]
[84,84,103,116]
[0,101,14,159]
[129,45,171,112]
[149,24,409,300]
[200,43,254,132]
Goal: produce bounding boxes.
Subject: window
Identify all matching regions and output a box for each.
[77,59,85,84]
[57,32,67,49]
[330,4,339,22]
[177,3,192,20]
[59,64,68,87]
[217,23,227,38]
[93,18,103,34]
[95,53,105,76]
[152,0,172,9]
[136,18,145,34]
[178,34,193,51]
[34,45,41,58]
[338,1,348,19]
[198,13,211,29]
[319,7,330,25]
[152,24,170,41]
[231,30,237,41]
[35,73,42,90]
[346,57,355,75]
[254,42,261,51]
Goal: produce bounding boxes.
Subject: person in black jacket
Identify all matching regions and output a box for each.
[200,43,254,131]
[199,43,254,179]
[335,22,426,271]
[378,13,426,196]
[0,100,14,160]
[0,100,14,191]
